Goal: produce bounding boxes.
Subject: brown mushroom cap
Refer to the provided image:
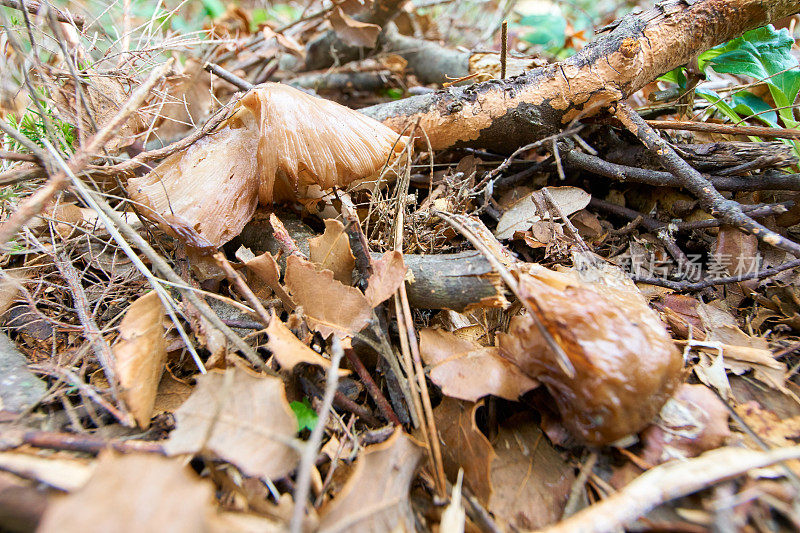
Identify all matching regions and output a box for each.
[127,83,408,248]
[237,83,408,204]
[128,125,260,248]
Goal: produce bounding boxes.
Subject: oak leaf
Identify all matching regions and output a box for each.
[434,398,494,505]
[38,453,213,533]
[285,255,372,338]
[364,251,407,307]
[309,219,355,284]
[266,318,350,375]
[328,7,381,48]
[318,429,423,532]
[420,328,538,402]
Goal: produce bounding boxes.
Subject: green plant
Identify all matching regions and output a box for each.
[5,107,76,155]
[661,25,800,155]
[290,398,318,433]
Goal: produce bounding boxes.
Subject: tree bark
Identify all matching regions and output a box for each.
[359,0,800,152]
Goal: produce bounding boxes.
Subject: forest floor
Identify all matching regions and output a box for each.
[1,0,800,531]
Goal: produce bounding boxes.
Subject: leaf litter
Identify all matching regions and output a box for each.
[1,0,800,532]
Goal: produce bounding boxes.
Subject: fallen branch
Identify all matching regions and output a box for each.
[360,0,800,151]
[567,151,800,191]
[539,446,800,533]
[632,257,800,291]
[647,119,800,140]
[614,101,800,257]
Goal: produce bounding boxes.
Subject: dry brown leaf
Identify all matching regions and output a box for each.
[735,402,800,448]
[262,27,306,58]
[488,414,575,530]
[364,251,407,307]
[285,255,372,338]
[152,374,194,415]
[499,261,684,445]
[696,301,789,395]
[640,384,730,465]
[53,74,147,153]
[318,429,423,532]
[241,250,295,311]
[129,83,407,248]
[420,328,538,402]
[38,453,213,533]
[164,368,299,480]
[0,451,92,492]
[434,398,495,505]
[113,292,167,428]
[266,318,349,375]
[328,7,381,48]
[309,219,355,284]
[495,186,591,240]
[713,225,760,279]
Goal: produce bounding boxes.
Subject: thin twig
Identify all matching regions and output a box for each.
[566,150,800,192]
[54,253,125,415]
[0,149,37,162]
[500,20,508,80]
[615,102,800,257]
[291,337,345,533]
[213,252,272,327]
[646,119,800,140]
[0,0,84,27]
[23,430,164,455]
[203,62,254,91]
[344,347,401,425]
[0,60,174,247]
[632,258,800,291]
[541,446,800,533]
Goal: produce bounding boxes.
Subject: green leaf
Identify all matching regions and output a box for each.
[201,0,226,20]
[658,67,687,88]
[695,89,762,142]
[517,13,566,49]
[731,91,778,127]
[706,25,800,106]
[290,398,318,433]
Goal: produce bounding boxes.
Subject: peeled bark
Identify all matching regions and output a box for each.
[360,0,800,152]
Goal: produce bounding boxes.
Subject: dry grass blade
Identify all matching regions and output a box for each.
[0,60,174,247]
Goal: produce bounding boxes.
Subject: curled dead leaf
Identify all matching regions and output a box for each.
[309,219,355,284]
[364,251,407,307]
[129,83,407,248]
[499,263,684,445]
[285,255,372,339]
[113,292,167,428]
[266,318,350,375]
[420,328,538,402]
[328,7,382,48]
